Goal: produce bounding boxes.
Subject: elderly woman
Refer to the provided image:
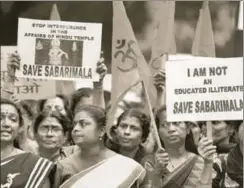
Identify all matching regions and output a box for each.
[33,110,73,162]
[1,98,55,188]
[57,105,145,188]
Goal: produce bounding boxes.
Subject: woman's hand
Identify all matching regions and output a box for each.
[7,51,20,77]
[154,148,169,172]
[197,136,216,164]
[153,70,165,93]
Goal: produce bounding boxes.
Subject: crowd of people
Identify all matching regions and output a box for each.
[1,52,243,188]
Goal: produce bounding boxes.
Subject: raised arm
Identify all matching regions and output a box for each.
[153,70,166,113]
[1,52,20,100]
[92,54,107,109]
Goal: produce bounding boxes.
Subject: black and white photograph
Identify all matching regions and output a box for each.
[0,1,243,188]
[35,38,83,67]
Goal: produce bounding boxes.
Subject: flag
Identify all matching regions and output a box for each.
[49,4,75,96]
[107,1,151,137]
[192,1,216,57]
[148,1,176,107]
[191,1,215,142]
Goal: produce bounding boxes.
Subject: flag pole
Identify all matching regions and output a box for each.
[142,80,163,149]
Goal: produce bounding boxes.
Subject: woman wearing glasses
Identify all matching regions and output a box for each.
[33,110,73,162]
[1,98,55,188]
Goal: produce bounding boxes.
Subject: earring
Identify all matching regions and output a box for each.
[99,136,103,141]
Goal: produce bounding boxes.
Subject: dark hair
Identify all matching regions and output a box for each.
[20,99,38,119]
[33,110,71,134]
[70,88,93,114]
[74,105,106,129]
[155,105,198,154]
[0,98,23,127]
[38,94,72,120]
[116,108,150,143]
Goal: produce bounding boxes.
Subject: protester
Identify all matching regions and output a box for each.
[33,110,76,162]
[139,106,216,188]
[107,108,150,163]
[227,121,243,188]
[201,121,238,188]
[1,98,55,188]
[56,105,145,187]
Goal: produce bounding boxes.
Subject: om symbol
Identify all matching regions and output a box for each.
[114,39,138,72]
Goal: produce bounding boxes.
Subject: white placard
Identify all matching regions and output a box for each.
[1,46,56,100]
[166,57,243,122]
[16,18,102,81]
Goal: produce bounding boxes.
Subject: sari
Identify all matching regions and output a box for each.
[60,154,146,188]
[1,152,54,188]
[140,154,205,188]
[226,145,242,188]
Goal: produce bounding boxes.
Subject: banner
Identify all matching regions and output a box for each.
[166,57,243,122]
[1,46,56,100]
[16,18,102,81]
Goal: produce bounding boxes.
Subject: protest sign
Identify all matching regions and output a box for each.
[1,46,56,100]
[166,56,243,122]
[16,18,102,81]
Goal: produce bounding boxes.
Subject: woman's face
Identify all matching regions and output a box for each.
[0,104,20,143]
[72,111,103,147]
[43,97,66,115]
[158,111,189,147]
[116,116,143,150]
[205,121,232,145]
[35,117,66,150]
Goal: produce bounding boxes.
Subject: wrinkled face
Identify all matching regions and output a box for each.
[158,111,189,147]
[43,97,66,115]
[35,117,66,150]
[1,104,20,143]
[72,111,103,148]
[116,116,143,150]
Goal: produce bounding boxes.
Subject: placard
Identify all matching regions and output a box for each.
[16,18,102,81]
[166,57,243,121]
[1,46,56,100]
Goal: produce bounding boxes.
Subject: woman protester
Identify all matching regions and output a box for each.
[140,106,216,188]
[138,70,216,188]
[1,98,55,188]
[107,108,150,163]
[57,105,145,188]
[201,120,239,188]
[33,110,73,162]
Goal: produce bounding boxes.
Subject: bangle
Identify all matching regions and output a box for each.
[1,87,14,94]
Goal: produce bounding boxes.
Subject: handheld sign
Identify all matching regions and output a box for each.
[166,56,243,122]
[1,46,56,100]
[16,18,102,81]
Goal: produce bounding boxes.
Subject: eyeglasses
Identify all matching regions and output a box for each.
[38,126,63,135]
[44,105,64,112]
